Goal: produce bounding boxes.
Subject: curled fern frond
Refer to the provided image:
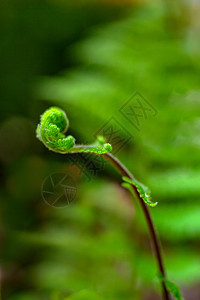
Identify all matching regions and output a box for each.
[36,107,112,155]
[122,176,158,207]
[36,107,75,152]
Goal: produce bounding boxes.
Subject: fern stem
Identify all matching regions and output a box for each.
[36,107,169,299]
[103,152,170,300]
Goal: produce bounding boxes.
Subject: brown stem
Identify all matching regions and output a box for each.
[103,152,170,300]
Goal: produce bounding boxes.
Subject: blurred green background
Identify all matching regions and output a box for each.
[1,0,200,299]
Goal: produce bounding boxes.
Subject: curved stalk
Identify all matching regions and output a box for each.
[103,153,170,300]
[36,107,170,299]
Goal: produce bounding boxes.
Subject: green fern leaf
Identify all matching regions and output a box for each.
[122,176,158,207]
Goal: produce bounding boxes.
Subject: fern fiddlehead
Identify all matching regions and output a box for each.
[36,107,170,300]
[36,107,112,155]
